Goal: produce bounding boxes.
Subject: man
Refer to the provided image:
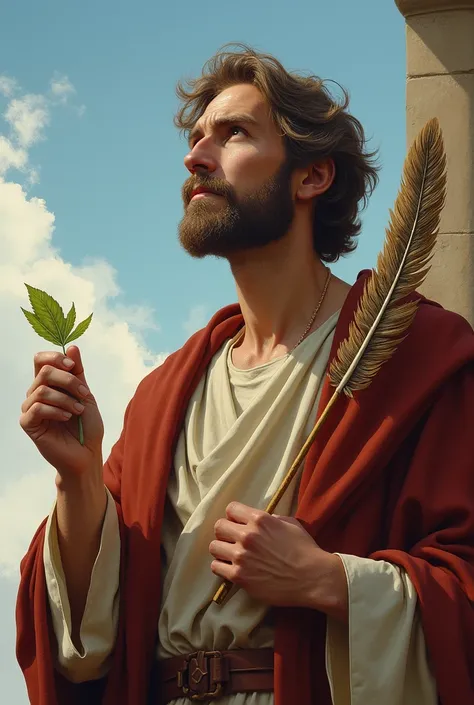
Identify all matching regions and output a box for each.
[16,46,474,705]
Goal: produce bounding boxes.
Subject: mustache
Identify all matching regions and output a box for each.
[182,175,235,206]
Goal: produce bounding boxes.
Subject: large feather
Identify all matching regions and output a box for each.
[330,117,446,397]
[213,118,447,606]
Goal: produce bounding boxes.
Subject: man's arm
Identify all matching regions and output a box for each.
[44,487,120,683]
[55,469,108,649]
[17,352,132,697]
[19,346,107,647]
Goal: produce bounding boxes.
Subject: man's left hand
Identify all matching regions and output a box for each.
[210,502,348,621]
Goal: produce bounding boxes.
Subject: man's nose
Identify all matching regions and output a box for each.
[184,140,218,175]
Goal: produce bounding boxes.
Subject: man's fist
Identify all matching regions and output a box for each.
[210,501,348,620]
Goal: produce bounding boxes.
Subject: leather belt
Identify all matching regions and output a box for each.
[159,648,274,702]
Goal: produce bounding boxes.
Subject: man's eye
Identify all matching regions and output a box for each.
[229,126,245,137]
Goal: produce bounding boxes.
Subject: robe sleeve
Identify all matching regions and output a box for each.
[369,364,474,705]
[16,399,132,705]
[326,555,437,705]
[43,487,120,683]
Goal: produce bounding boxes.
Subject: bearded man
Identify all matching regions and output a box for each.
[16,46,474,705]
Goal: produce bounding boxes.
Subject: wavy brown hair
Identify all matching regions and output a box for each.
[175,45,379,262]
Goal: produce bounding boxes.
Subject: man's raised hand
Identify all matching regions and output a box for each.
[20,345,104,478]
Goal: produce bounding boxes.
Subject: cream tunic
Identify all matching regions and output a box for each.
[44,311,437,705]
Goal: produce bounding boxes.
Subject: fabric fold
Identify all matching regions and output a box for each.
[43,487,121,683]
[18,276,474,705]
[326,554,437,705]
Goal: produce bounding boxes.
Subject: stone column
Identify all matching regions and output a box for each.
[395,0,474,324]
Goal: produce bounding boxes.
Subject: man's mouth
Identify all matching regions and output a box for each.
[191,186,220,200]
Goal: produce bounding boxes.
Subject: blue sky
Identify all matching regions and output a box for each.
[2,0,406,352]
[0,1,406,702]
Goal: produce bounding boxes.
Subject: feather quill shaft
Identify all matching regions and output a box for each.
[213,118,446,605]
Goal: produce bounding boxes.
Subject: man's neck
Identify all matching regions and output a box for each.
[228,231,350,369]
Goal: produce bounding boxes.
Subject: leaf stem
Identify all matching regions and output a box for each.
[62,345,84,445]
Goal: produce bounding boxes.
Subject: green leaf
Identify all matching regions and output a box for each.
[21,308,63,346]
[65,313,93,344]
[25,284,67,345]
[22,283,93,351]
[64,303,76,339]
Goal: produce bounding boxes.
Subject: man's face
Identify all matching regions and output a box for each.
[178,83,296,259]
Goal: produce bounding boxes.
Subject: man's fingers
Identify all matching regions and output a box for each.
[211,559,236,583]
[209,539,236,563]
[214,518,244,542]
[34,351,75,378]
[20,401,73,431]
[22,386,85,416]
[33,346,87,386]
[27,366,90,402]
[225,501,263,524]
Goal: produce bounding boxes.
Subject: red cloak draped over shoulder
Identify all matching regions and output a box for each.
[16,272,474,705]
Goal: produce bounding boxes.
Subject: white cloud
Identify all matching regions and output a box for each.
[0,136,28,175]
[50,73,76,104]
[0,75,18,98]
[0,73,80,183]
[183,304,207,336]
[4,94,50,148]
[0,75,170,705]
[0,179,167,578]
[26,167,40,186]
[0,79,167,579]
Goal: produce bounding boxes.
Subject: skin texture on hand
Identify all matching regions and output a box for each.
[20,346,104,478]
[210,502,348,622]
[20,345,107,648]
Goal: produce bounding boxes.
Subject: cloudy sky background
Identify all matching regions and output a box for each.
[1,1,405,701]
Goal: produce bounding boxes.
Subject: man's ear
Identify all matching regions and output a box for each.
[296,158,335,201]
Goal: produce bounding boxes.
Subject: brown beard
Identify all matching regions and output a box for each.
[178,161,295,258]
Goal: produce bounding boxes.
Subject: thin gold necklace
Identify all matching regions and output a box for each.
[291,266,332,351]
[232,266,332,356]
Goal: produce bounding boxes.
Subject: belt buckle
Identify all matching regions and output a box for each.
[177,650,224,701]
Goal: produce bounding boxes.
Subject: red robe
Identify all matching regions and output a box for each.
[16,272,474,705]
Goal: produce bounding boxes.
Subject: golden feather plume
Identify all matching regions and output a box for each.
[213,118,447,605]
[330,118,446,396]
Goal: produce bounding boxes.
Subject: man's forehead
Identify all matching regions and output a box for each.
[207,84,264,111]
[196,84,270,130]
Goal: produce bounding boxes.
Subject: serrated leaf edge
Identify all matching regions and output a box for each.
[21,307,63,346]
[64,303,77,339]
[25,283,67,345]
[65,312,93,345]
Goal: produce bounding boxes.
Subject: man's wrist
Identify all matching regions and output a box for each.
[55,466,107,536]
[302,552,349,623]
[55,459,104,494]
